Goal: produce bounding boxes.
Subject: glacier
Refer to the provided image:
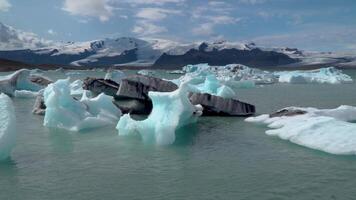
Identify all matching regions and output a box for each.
[43,79,121,132]
[116,83,203,145]
[275,67,353,84]
[0,94,16,160]
[245,105,356,155]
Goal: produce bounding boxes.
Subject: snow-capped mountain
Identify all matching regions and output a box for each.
[0,22,354,69]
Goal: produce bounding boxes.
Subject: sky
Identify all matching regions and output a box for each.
[0,0,355,51]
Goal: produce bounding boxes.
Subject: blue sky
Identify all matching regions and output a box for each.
[0,0,355,51]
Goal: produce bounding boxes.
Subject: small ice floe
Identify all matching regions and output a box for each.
[43,79,121,132]
[168,70,185,74]
[137,69,155,76]
[0,94,16,160]
[275,67,353,84]
[0,69,52,96]
[116,83,203,145]
[246,106,356,155]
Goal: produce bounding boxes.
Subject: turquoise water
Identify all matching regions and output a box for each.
[1,70,356,200]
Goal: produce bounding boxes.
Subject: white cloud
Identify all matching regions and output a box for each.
[0,23,54,50]
[136,7,181,21]
[47,29,56,35]
[192,23,214,36]
[126,0,185,6]
[132,20,167,36]
[239,0,266,4]
[62,0,113,22]
[0,0,11,12]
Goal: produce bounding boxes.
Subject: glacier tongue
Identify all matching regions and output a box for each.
[43,79,121,132]
[246,106,356,155]
[0,93,16,160]
[116,83,203,145]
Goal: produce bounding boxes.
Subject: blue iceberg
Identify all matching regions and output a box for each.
[43,79,121,132]
[0,94,16,160]
[116,83,203,145]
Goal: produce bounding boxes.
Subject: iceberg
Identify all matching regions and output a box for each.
[0,94,16,160]
[194,75,236,98]
[43,79,121,132]
[275,67,352,84]
[69,79,84,95]
[116,83,203,145]
[137,70,155,77]
[246,105,356,155]
[104,70,126,83]
[0,69,52,96]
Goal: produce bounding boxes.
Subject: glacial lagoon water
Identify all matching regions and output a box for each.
[1,69,356,200]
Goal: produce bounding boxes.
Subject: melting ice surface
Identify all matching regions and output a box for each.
[246,105,356,155]
[43,79,121,132]
[0,93,16,160]
[276,67,353,84]
[116,83,203,145]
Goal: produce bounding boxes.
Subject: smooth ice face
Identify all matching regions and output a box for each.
[104,70,126,83]
[0,94,16,160]
[43,79,121,132]
[275,67,353,84]
[116,83,203,145]
[246,106,356,155]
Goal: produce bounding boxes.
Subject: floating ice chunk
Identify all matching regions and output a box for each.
[14,90,39,98]
[0,94,16,160]
[104,70,126,83]
[246,106,356,155]
[0,69,52,96]
[194,75,236,98]
[69,80,84,95]
[137,70,155,76]
[43,79,121,132]
[116,83,203,145]
[275,67,352,84]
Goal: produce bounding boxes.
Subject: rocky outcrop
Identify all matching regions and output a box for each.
[188,93,255,116]
[32,95,46,115]
[116,75,178,100]
[83,77,120,98]
[153,44,298,69]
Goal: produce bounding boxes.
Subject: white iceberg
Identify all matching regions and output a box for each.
[0,94,16,160]
[246,105,356,155]
[43,79,121,132]
[0,69,52,96]
[275,67,352,84]
[116,83,203,145]
[104,70,126,83]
